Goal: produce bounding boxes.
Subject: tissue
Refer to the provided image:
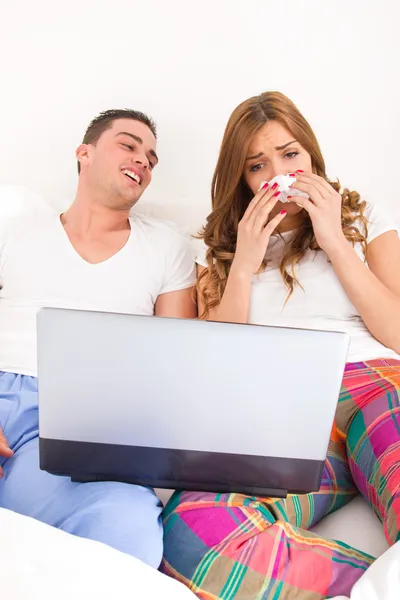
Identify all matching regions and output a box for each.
[259,174,309,203]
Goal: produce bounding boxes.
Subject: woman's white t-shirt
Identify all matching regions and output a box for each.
[196,203,400,364]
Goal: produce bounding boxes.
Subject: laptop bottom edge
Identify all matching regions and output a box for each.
[39,437,325,498]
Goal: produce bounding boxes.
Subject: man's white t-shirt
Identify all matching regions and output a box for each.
[196,202,400,364]
[0,212,196,377]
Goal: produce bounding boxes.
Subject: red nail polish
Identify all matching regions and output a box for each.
[262,182,269,189]
[296,169,304,173]
[274,191,281,197]
[272,182,279,190]
[288,173,296,177]
[280,210,287,215]
[287,195,293,199]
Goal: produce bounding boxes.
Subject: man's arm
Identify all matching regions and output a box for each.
[155,287,197,319]
[154,225,197,319]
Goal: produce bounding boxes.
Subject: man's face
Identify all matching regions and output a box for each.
[77,118,158,210]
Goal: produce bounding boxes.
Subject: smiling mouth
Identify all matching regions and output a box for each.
[122,169,141,185]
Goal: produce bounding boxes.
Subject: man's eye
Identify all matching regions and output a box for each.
[250,163,263,172]
[123,143,134,151]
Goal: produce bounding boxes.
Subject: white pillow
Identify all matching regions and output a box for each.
[0,508,196,600]
[133,201,209,236]
[0,184,53,220]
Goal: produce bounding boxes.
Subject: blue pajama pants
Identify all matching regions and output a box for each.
[0,372,163,567]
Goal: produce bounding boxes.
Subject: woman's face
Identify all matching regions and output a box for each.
[243,120,313,219]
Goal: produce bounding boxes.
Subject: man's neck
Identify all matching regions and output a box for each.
[61,188,131,237]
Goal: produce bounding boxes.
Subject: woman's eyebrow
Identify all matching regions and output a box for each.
[275,140,297,151]
[246,140,297,161]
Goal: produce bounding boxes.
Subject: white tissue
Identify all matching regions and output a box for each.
[258,174,309,203]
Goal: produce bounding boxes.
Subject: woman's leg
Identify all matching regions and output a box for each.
[162,490,372,599]
[161,420,369,599]
[340,359,400,545]
[160,363,380,600]
[283,422,358,530]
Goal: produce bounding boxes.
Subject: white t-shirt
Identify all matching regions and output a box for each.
[196,203,400,364]
[0,212,196,377]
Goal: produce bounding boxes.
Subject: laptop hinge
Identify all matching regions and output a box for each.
[70,474,288,498]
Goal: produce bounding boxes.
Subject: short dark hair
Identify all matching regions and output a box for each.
[77,109,157,173]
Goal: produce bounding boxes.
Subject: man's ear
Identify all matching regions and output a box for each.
[75,144,91,171]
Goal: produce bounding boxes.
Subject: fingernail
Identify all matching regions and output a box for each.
[287,195,293,199]
[280,210,287,215]
[272,182,279,190]
[262,182,269,189]
[296,169,304,173]
[288,173,296,177]
[274,191,281,197]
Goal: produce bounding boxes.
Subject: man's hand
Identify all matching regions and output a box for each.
[0,426,13,479]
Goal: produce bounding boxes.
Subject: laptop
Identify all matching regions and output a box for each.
[37,307,349,497]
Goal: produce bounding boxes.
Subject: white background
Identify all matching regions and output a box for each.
[1,0,399,216]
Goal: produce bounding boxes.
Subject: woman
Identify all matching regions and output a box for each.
[161,92,400,599]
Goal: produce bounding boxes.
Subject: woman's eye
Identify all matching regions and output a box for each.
[285,151,299,159]
[250,163,264,172]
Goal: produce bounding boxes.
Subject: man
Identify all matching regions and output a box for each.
[0,109,196,567]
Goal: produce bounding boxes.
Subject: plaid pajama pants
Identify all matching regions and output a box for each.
[161,359,400,599]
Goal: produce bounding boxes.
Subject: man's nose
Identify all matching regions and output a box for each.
[131,153,149,169]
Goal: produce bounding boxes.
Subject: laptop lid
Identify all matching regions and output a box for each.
[38,308,349,497]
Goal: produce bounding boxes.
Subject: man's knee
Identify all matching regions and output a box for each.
[61,482,163,567]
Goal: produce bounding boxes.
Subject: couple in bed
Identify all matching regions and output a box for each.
[1,92,399,600]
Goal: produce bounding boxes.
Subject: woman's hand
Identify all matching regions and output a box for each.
[289,171,347,256]
[233,183,287,275]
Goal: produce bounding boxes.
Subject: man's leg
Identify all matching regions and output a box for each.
[340,359,400,545]
[0,372,163,567]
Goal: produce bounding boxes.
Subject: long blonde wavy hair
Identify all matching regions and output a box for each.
[198,91,368,318]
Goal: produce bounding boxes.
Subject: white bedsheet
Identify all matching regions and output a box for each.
[0,508,196,599]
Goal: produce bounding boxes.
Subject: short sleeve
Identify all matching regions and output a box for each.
[364,202,399,243]
[193,237,208,268]
[0,219,12,287]
[160,230,196,295]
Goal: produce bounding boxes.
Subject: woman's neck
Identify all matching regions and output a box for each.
[274,210,305,234]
